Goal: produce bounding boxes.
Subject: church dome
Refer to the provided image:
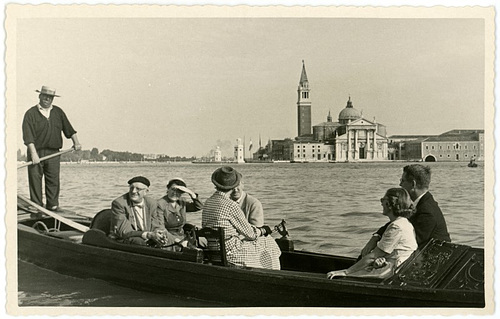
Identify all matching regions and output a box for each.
[338,97,361,123]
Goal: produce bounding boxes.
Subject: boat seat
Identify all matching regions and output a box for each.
[89,209,113,235]
[196,227,228,266]
[47,230,84,243]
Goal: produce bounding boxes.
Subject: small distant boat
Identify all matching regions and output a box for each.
[468,161,478,168]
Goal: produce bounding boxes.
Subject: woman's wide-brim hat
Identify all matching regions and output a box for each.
[211,166,242,191]
[36,86,60,97]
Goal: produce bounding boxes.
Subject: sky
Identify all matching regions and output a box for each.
[10,7,488,158]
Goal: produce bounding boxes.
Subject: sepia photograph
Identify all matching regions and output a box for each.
[2,1,496,317]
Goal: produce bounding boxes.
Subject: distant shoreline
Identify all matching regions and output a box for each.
[43,159,483,166]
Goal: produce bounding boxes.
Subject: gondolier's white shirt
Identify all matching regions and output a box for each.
[37,104,53,119]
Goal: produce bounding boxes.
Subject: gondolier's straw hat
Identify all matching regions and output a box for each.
[36,86,60,97]
[211,166,242,191]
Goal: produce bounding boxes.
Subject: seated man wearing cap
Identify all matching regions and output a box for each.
[202,166,281,269]
[157,178,203,241]
[110,176,174,247]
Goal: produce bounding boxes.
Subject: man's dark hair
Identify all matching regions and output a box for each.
[403,164,431,189]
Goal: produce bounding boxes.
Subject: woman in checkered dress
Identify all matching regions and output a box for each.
[202,166,281,269]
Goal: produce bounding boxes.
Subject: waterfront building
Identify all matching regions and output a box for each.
[395,130,484,162]
[387,135,434,160]
[214,146,222,162]
[270,61,389,162]
[143,153,159,160]
[250,145,271,161]
[292,141,334,162]
[297,60,312,138]
[292,95,389,162]
[234,138,245,164]
[309,97,389,162]
[270,139,294,161]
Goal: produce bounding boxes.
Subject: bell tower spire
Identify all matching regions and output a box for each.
[297,60,312,137]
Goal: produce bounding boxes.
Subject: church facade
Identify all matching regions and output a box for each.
[290,61,389,162]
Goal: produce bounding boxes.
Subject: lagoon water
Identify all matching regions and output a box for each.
[16,161,485,306]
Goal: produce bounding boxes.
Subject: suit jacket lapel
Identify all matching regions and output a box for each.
[126,195,139,230]
[144,200,151,231]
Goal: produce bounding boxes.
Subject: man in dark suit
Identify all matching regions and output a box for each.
[110,176,173,246]
[360,164,451,257]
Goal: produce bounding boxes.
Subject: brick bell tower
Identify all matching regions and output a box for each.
[297,60,311,137]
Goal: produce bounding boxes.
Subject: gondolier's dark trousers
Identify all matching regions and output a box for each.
[27,148,61,209]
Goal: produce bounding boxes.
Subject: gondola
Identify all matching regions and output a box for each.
[17,195,485,308]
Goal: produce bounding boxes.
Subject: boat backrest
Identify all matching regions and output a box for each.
[196,227,228,266]
[89,209,113,235]
[384,238,484,291]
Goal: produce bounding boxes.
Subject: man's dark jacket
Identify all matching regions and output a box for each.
[376,191,451,248]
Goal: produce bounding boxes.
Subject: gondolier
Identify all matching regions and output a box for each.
[22,86,82,211]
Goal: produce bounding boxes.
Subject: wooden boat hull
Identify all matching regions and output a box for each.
[17,216,485,307]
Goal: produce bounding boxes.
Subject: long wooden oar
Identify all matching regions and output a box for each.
[17,194,89,233]
[17,148,74,169]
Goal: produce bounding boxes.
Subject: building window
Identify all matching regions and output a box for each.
[431,146,435,150]
[447,145,450,150]
[425,145,429,150]
[465,154,468,157]
[439,154,443,158]
[447,154,450,158]
[439,146,442,150]
[465,145,468,149]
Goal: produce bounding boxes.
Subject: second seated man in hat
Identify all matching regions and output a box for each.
[202,166,281,269]
[110,176,175,247]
